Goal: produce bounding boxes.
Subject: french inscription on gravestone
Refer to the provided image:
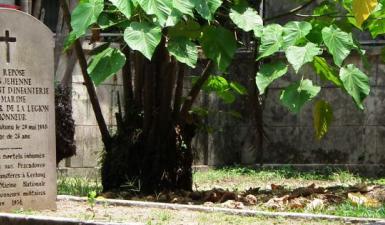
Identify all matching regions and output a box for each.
[0,8,56,211]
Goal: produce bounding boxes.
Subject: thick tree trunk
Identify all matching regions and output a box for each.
[101,44,194,193]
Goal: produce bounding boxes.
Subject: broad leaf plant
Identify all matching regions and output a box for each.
[67,0,382,140]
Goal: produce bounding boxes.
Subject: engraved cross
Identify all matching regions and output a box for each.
[0,30,16,63]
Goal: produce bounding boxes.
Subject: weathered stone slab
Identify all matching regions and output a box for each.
[0,9,56,211]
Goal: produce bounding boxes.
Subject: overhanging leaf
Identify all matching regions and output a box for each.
[200,26,237,72]
[280,79,321,113]
[313,100,333,140]
[192,0,222,21]
[173,0,195,16]
[229,4,263,32]
[109,0,132,19]
[352,0,378,27]
[340,64,370,110]
[285,42,322,73]
[135,0,172,26]
[322,26,356,66]
[257,24,283,60]
[256,61,288,94]
[312,56,342,87]
[167,37,198,68]
[168,20,201,39]
[87,47,126,85]
[282,21,312,49]
[67,0,104,48]
[203,76,229,92]
[123,22,162,60]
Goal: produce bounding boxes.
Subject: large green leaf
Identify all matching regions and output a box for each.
[280,79,321,113]
[257,24,283,60]
[192,0,222,21]
[200,26,237,72]
[202,76,236,104]
[109,0,132,19]
[229,4,263,32]
[340,64,370,109]
[256,61,288,94]
[322,26,355,66]
[313,100,333,140]
[172,0,195,16]
[282,21,312,49]
[168,20,201,39]
[285,42,322,73]
[135,0,172,26]
[312,56,342,87]
[203,76,229,92]
[88,47,126,86]
[123,22,162,60]
[67,0,104,47]
[167,37,198,68]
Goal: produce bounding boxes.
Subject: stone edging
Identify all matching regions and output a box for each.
[58,195,385,224]
[0,212,141,225]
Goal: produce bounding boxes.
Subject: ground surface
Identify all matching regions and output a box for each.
[25,199,349,225]
[25,167,385,224]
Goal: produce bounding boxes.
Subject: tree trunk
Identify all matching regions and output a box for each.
[101,43,194,193]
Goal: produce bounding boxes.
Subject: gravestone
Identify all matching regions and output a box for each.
[0,8,56,211]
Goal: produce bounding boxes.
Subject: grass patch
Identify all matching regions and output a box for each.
[58,176,102,196]
[325,201,385,218]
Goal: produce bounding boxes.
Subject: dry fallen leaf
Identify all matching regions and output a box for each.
[348,193,381,208]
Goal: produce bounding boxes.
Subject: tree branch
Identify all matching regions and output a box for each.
[264,0,316,22]
[180,61,213,122]
[59,0,112,147]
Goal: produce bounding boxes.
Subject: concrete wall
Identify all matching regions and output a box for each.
[57,43,123,176]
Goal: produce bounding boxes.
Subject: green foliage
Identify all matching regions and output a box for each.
[167,37,198,68]
[123,22,162,60]
[321,26,356,67]
[280,79,321,113]
[313,56,342,87]
[257,24,283,60]
[340,64,370,109]
[200,26,237,71]
[256,61,288,94]
[229,3,263,32]
[285,42,322,73]
[192,0,222,21]
[109,0,132,19]
[87,47,126,86]
[202,76,246,104]
[66,0,104,48]
[282,21,312,49]
[66,0,376,139]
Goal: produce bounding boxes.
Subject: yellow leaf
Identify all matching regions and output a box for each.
[352,0,378,27]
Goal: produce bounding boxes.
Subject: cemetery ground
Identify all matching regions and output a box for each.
[13,167,385,224]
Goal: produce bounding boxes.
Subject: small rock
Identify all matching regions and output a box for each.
[221,200,245,209]
[244,194,257,205]
[203,201,214,207]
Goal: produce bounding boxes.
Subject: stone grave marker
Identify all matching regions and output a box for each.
[0,8,56,211]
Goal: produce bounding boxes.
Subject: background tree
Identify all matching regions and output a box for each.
[60,0,379,193]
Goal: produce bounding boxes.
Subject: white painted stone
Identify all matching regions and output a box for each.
[0,9,56,211]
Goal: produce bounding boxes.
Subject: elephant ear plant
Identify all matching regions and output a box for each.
[61,0,378,193]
